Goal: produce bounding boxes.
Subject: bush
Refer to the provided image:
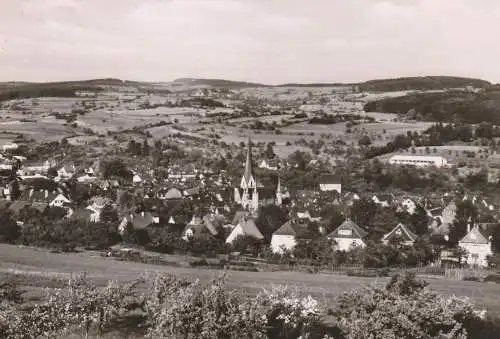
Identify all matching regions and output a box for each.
[333,272,481,339]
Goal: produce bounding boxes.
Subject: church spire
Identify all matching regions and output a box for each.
[243,136,253,183]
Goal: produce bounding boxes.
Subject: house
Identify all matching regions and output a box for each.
[162,188,183,200]
[372,194,394,207]
[343,192,360,206]
[77,174,98,183]
[67,207,99,223]
[389,155,448,168]
[327,219,367,251]
[458,223,496,267]
[49,193,71,208]
[270,220,312,254]
[182,215,218,241]
[132,174,142,184]
[296,210,322,223]
[259,158,279,170]
[382,223,418,246]
[318,174,342,194]
[118,211,158,233]
[400,198,417,215]
[56,165,75,180]
[226,217,264,244]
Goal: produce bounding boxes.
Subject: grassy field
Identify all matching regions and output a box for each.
[0,244,499,317]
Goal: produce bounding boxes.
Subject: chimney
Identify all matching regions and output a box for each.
[141,211,145,217]
[44,189,48,198]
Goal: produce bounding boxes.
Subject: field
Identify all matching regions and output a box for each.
[1,244,499,317]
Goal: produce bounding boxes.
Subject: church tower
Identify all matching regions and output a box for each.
[235,137,259,211]
[276,176,282,206]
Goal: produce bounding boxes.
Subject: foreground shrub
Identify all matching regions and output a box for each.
[333,273,482,339]
[144,273,267,339]
[2,273,141,338]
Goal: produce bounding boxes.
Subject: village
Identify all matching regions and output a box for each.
[0,128,497,272]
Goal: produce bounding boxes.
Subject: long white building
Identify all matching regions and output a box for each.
[389,155,448,168]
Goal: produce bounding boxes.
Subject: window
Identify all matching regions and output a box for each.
[339,229,352,236]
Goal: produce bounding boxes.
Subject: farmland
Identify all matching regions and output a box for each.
[1,244,499,317]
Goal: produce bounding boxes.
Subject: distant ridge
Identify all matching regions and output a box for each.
[356,76,491,92]
[276,83,353,87]
[173,78,268,88]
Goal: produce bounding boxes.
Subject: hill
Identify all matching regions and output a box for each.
[276,83,352,88]
[173,78,268,88]
[363,90,500,124]
[357,76,491,92]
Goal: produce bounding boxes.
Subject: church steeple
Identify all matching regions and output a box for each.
[243,136,253,184]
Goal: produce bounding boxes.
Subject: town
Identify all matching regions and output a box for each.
[0,78,498,276]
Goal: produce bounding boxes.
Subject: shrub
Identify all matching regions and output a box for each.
[333,272,481,339]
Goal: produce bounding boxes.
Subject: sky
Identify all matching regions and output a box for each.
[0,0,499,84]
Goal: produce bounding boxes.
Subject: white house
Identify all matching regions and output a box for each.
[2,143,18,151]
[270,221,311,254]
[132,174,142,184]
[57,165,75,180]
[318,174,341,194]
[226,217,264,244]
[389,155,448,168]
[372,194,394,207]
[49,193,71,207]
[458,223,494,267]
[382,223,418,246]
[400,198,417,215]
[259,159,279,171]
[327,219,367,251]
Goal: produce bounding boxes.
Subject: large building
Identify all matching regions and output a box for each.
[234,138,285,211]
[388,155,448,168]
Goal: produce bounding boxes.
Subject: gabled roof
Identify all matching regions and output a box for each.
[238,218,264,240]
[273,221,312,239]
[459,223,498,244]
[383,223,418,242]
[232,211,249,226]
[319,174,341,184]
[327,219,367,239]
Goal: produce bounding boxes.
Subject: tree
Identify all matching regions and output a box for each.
[9,180,20,201]
[358,135,372,146]
[449,200,477,245]
[0,211,20,243]
[100,204,118,224]
[349,198,378,230]
[265,143,275,159]
[102,159,133,181]
[368,208,400,241]
[255,205,289,241]
[47,167,58,178]
[410,205,429,236]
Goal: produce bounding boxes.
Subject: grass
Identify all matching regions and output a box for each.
[1,244,500,317]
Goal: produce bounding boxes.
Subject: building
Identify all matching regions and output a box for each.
[234,138,283,211]
[458,223,495,267]
[226,217,264,244]
[372,194,395,207]
[389,155,448,168]
[327,219,367,251]
[382,223,418,246]
[318,174,342,194]
[270,220,312,254]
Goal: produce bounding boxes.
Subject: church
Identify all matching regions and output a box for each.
[234,138,288,211]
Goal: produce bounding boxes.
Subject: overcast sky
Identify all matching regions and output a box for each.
[0,0,499,84]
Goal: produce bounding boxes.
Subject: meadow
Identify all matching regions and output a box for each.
[1,244,499,318]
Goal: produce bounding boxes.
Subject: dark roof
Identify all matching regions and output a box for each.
[319,174,341,184]
[232,211,249,225]
[383,223,417,242]
[127,212,155,230]
[273,221,313,239]
[327,219,367,239]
